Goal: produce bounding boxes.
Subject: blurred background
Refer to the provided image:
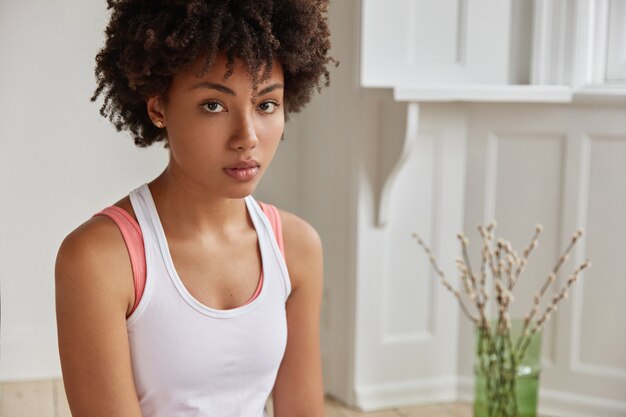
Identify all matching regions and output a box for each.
[1,0,625,416]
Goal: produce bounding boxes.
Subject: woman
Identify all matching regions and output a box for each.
[55,1,336,416]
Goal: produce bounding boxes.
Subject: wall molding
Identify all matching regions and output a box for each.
[354,376,458,412]
[356,375,626,416]
[394,85,573,102]
[377,102,419,227]
[381,129,444,345]
[458,376,626,417]
[569,134,626,381]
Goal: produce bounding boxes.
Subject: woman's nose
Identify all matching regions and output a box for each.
[231,113,259,150]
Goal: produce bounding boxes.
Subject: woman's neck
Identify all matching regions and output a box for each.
[148,168,252,240]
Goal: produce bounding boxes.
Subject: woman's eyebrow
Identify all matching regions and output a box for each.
[189,82,236,95]
[188,82,284,96]
[257,83,284,96]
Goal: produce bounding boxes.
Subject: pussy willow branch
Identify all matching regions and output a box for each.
[480,229,511,333]
[476,225,490,305]
[459,267,479,311]
[414,223,590,367]
[496,239,519,320]
[412,233,479,325]
[504,245,515,292]
[516,259,591,358]
[477,223,497,312]
[474,226,511,338]
[484,230,500,304]
[412,233,500,358]
[481,220,497,292]
[457,233,484,306]
[455,258,472,298]
[517,228,585,347]
[456,232,496,338]
[494,240,509,329]
[511,225,543,290]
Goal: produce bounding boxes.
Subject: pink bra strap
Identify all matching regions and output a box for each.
[240,202,284,306]
[92,201,284,317]
[92,206,146,315]
[258,202,285,257]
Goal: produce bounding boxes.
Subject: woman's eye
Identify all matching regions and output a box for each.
[202,101,225,113]
[259,101,279,114]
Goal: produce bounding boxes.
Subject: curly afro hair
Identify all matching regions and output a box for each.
[91,0,338,148]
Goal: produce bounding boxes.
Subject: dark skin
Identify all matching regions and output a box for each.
[55,55,325,417]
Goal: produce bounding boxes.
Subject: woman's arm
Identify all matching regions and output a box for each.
[271,210,325,417]
[55,218,143,417]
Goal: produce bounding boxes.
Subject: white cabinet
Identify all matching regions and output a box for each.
[351,1,626,416]
[361,0,512,86]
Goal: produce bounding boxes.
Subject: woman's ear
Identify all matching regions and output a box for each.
[146,96,167,128]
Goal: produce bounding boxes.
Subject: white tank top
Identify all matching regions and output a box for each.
[126,183,291,417]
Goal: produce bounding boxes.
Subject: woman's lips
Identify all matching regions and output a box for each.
[223,166,260,181]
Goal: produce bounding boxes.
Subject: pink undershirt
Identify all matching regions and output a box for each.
[93,201,285,317]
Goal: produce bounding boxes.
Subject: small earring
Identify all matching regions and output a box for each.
[155,120,164,128]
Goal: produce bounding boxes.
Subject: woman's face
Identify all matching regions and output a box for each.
[148,54,285,199]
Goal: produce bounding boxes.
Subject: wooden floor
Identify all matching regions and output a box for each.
[0,379,474,417]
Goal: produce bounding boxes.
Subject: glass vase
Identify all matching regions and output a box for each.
[473,318,542,417]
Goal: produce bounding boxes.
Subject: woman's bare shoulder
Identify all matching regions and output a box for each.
[275,208,321,247]
[57,201,131,263]
[274,208,323,292]
[57,195,136,265]
[55,203,142,416]
[55,202,135,316]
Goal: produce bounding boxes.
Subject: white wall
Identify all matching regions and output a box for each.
[0,0,163,380]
